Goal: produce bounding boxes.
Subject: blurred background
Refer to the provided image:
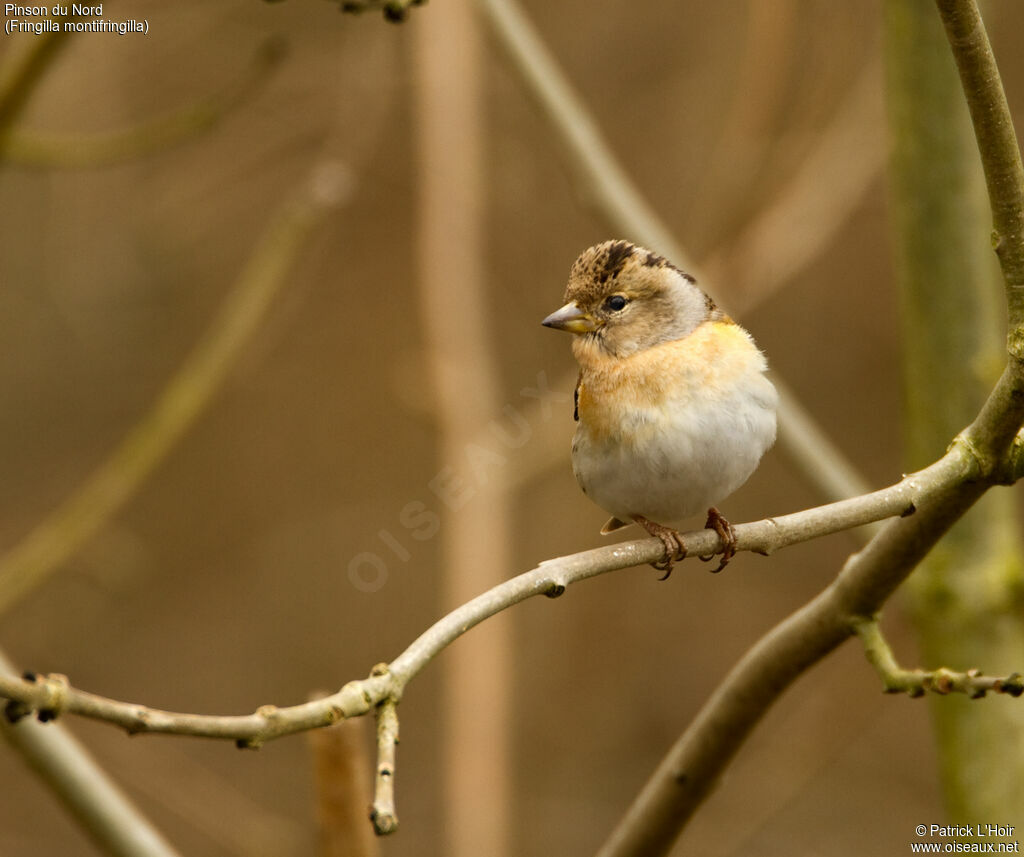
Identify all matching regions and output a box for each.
[1,1,1023,855]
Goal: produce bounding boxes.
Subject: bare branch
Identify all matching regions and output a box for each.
[0,668,394,746]
[0,651,181,857]
[370,693,400,835]
[594,451,990,857]
[854,618,1024,699]
[307,704,380,857]
[595,386,1024,857]
[594,1,1024,853]
[935,0,1024,334]
[0,461,961,741]
[0,439,1017,857]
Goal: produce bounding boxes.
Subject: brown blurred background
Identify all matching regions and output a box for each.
[2,1,1023,855]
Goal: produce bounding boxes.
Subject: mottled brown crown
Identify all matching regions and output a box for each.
[565,240,697,305]
[557,240,723,357]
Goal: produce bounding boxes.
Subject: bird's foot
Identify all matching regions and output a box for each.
[633,515,686,580]
[699,507,736,573]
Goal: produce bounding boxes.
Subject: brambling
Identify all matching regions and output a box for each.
[542,240,778,576]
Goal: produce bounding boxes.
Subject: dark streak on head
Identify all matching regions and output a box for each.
[641,248,695,284]
[598,240,635,283]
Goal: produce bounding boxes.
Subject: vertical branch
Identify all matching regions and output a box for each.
[412,5,513,856]
[308,709,379,857]
[935,0,1024,332]
[370,699,399,835]
[887,0,1024,823]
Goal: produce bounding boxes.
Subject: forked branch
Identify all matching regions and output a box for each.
[595,0,1024,854]
[0,457,955,743]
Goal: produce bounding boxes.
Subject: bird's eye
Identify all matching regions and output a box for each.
[604,294,628,312]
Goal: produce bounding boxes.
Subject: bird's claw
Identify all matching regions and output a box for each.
[634,516,686,579]
[702,507,737,573]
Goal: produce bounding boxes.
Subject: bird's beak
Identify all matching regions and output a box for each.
[542,301,599,334]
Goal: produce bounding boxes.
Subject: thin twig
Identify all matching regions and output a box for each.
[370,693,399,835]
[594,0,1024,852]
[935,0,1024,331]
[593,450,996,857]
[853,618,1024,699]
[0,162,353,615]
[0,462,954,740]
[308,693,379,857]
[3,38,287,168]
[1,669,395,745]
[0,443,1018,853]
[0,650,182,857]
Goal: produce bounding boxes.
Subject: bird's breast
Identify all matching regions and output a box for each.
[574,321,766,445]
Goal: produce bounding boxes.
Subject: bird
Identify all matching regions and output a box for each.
[542,240,778,577]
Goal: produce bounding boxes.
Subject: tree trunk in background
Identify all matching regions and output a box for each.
[885,0,1024,824]
[414,3,513,855]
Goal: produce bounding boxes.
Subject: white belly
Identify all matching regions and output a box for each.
[572,374,777,525]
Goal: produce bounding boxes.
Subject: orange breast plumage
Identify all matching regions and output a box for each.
[570,320,777,524]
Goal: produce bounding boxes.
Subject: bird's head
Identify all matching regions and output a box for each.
[542,240,715,358]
